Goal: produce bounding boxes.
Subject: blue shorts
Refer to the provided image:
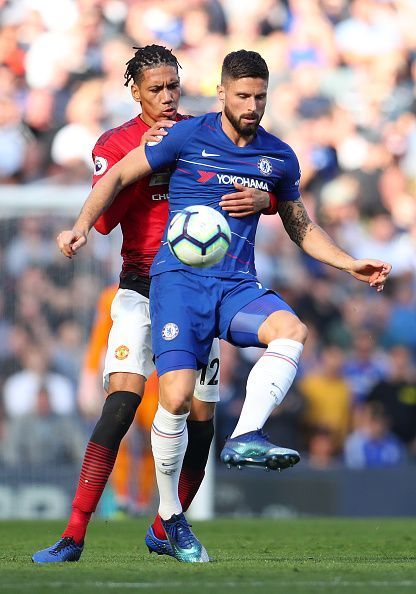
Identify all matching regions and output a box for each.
[150,270,295,376]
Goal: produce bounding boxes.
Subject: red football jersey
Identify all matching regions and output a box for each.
[92,115,181,278]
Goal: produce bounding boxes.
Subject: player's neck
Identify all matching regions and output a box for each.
[220,114,254,147]
[139,113,157,127]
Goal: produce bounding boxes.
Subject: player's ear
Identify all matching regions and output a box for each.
[217,84,225,104]
[131,83,141,103]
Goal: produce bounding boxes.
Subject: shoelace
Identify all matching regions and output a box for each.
[243,429,270,442]
[52,537,76,554]
[226,429,270,442]
[169,518,195,549]
[257,429,270,441]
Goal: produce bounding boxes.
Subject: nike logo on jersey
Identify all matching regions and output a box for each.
[202,149,221,157]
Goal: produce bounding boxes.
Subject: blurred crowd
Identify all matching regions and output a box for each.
[1,0,416,490]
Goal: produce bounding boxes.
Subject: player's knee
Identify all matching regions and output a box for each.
[160,380,194,413]
[265,315,308,344]
[287,319,308,344]
[159,369,196,414]
[262,313,308,345]
[161,392,193,415]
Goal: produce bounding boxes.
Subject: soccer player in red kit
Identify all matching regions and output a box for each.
[32,45,277,563]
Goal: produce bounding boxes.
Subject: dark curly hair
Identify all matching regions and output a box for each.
[124,44,181,87]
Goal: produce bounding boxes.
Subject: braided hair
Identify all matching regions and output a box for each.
[124,44,181,87]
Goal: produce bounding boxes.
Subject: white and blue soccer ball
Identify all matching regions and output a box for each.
[167,205,231,268]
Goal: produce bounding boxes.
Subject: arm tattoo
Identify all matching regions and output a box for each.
[277,198,316,247]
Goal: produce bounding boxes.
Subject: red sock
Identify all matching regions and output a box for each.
[152,465,205,540]
[62,441,117,544]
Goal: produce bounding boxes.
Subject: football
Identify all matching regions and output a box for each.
[167,205,232,268]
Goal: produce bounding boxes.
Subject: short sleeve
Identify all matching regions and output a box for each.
[274,148,301,201]
[91,141,124,187]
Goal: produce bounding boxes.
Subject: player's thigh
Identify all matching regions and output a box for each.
[220,283,296,348]
[158,368,198,414]
[108,372,145,396]
[103,289,154,393]
[150,271,218,369]
[194,337,220,404]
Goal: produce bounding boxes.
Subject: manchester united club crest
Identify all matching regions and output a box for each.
[257,157,272,175]
[115,345,129,360]
[162,323,179,341]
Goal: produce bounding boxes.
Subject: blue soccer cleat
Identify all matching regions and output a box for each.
[145,525,174,557]
[161,512,209,563]
[220,429,300,471]
[32,537,84,563]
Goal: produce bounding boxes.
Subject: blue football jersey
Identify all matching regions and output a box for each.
[145,112,301,279]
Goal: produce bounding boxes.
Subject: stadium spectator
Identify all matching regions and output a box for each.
[2,345,76,417]
[306,425,340,469]
[344,401,405,469]
[366,345,416,456]
[381,280,416,355]
[4,218,55,278]
[51,319,85,390]
[299,344,352,453]
[2,384,85,467]
[342,330,388,406]
[51,79,107,181]
[0,93,34,183]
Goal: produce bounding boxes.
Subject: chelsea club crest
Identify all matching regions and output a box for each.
[162,323,179,341]
[257,157,272,176]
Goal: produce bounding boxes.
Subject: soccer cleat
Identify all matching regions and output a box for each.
[32,537,84,563]
[161,512,209,563]
[220,429,300,471]
[145,525,174,557]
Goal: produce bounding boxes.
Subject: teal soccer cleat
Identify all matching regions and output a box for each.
[220,429,300,471]
[161,513,209,563]
[32,537,84,563]
[145,525,174,557]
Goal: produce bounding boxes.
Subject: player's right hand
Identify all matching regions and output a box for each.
[140,120,176,146]
[56,228,88,258]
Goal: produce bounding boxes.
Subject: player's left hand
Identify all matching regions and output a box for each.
[219,183,270,217]
[347,259,392,292]
[140,120,176,146]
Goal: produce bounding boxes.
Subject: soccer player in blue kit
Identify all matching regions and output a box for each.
[60,50,391,563]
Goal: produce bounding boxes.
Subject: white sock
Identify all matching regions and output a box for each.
[231,338,303,438]
[151,404,189,520]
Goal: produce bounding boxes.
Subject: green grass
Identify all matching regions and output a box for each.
[1,518,416,594]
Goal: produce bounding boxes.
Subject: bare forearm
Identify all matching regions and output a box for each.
[74,173,122,234]
[277,198,391,290]
[57,146,153,257]
[74,145,151,233]
[300,224,355,271]
[277,198,354,272]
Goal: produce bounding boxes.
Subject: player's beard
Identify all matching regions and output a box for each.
[224,105,260,138]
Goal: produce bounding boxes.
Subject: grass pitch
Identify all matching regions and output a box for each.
[1,518,415,594]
